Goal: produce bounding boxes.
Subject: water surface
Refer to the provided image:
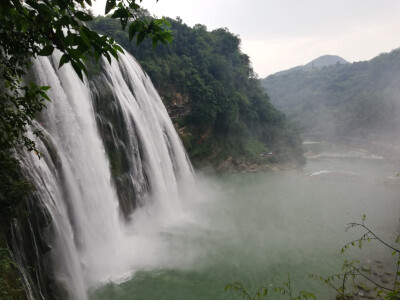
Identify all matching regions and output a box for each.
[91,143,400,299]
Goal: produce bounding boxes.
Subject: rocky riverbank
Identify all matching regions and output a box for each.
[335,259,398,300]
[214,156,302,173]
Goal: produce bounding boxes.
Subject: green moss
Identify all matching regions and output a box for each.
[0,229,26,300]
[0,149,32,222]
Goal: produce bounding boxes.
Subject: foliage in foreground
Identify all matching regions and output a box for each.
[0,0,171,155]
[311,216,400,299]
[227,216,400,299]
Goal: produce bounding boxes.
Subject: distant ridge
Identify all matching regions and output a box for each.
[272,55,349,76]
[260,48,400,143]
[305,55,349,68]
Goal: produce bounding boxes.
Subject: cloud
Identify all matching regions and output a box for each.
[91,0,400,78]
[243,17,400,77]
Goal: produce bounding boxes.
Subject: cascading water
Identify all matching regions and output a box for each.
[17,49,196,299]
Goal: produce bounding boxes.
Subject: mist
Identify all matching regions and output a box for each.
[261,49,400,162]
[91,159,400,299]
[4,1,400,300]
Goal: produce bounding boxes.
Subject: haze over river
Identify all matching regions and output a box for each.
[91,142,400,300]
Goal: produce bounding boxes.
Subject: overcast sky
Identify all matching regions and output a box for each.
[92,0,400,77]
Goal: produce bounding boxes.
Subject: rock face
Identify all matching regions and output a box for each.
[216,156,234,172]
[167,92,192,119]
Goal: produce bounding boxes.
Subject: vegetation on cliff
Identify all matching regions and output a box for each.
[90,15,305,168]
[261,49,400,143]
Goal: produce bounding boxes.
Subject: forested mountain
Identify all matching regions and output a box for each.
[90,15,304,169]
[261,49,400,146]
[272,55,348,77]
[305,55,348,68]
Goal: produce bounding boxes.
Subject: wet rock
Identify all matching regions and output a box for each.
[381,277,390,284]
[362,264,371,273]
[345,292,355,299]
[237,163,247,171]
[357,283,371,292]
[336,294,354,300]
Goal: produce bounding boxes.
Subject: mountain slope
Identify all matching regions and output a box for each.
[261,49,400,145]
[305,55,349,68]
[272,55,348,77]
[90,15,305,169]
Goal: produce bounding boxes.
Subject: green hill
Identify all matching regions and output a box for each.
[305,55,348,68]
[272,55,348,77]
[261,49,400,146]
[89,15,304,170]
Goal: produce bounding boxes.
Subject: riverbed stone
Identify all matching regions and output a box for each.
[357,283,371,292]
[344,292,355,299]
[383,271,392,276]
[336,294,354,300]
[381,277,390,284]
[362,264,371,273]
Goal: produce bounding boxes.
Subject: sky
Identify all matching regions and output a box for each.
[91,0,400,78]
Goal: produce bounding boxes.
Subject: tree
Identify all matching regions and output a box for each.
[0,0,172,153]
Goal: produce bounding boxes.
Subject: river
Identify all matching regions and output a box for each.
[91,142,400,299]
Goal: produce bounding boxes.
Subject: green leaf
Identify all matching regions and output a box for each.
[39,91,50,101]
[104,52,112,64]
[75,11,93,21]
[129,1,140,10]
[70,60,84,81]
[105,0,116,14]
[111,7,128,19]
[79,29,92,47]
[38,45,54,56]
[112,44,124,54]
[137,30,146,45]
[40,86,51,91]
[81,26,99,40]
[128,22,139,40]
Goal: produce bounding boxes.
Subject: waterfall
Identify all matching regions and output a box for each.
[17,50,196,299]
